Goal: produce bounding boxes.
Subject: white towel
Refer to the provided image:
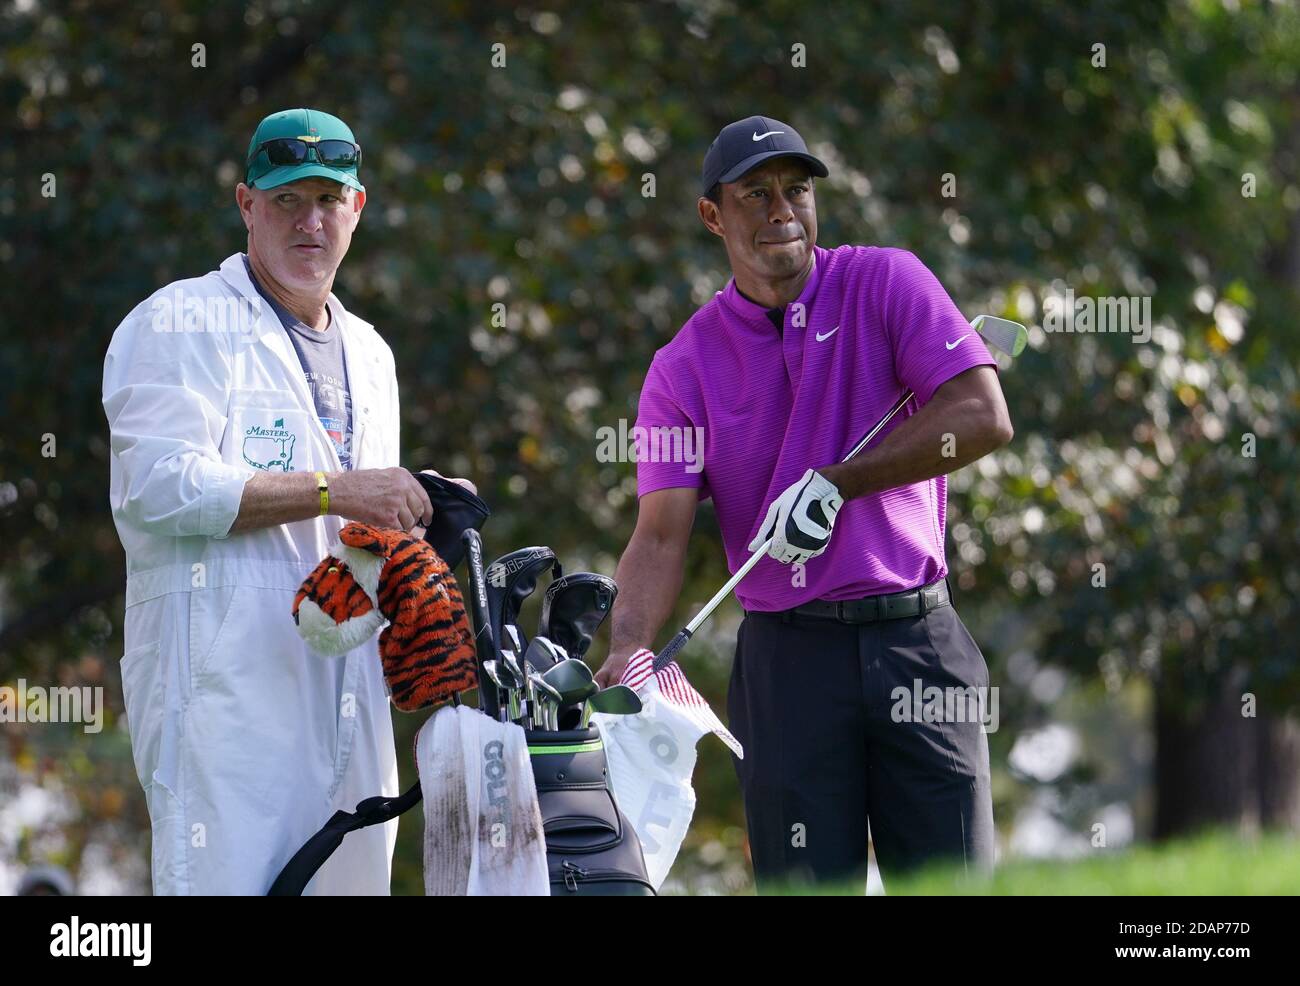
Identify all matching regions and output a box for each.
[416,704,550,895]
[593,647,743,890]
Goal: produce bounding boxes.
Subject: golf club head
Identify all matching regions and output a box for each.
[588,684,642,715]
[529,673,563,731]
[577,684,642,728]
[485,546,561,663]
[971,314,1028,357]
[484,656,524,722]
[523,635,567,675]
[569,680,600,706]
[538,573,618,659]
[540,656,595,704]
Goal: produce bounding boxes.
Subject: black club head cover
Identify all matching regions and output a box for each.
[410,469,491,570]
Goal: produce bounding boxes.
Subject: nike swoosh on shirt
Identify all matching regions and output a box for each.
[752,130,786,141]
[946,333,971,350]
[815,325,840,342]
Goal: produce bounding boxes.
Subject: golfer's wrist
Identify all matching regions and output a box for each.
[607,642,647,664]
[817,462,859,499]
[812,463,839,490]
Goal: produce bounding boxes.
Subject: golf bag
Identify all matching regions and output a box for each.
[269,474,653,895]
[268,724,653,896]
[526,726,655,895]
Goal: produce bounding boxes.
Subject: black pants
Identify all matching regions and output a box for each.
[727,592,995,891]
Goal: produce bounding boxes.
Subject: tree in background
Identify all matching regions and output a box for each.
[1,0,1296,892]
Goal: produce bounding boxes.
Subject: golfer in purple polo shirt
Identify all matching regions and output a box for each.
[594,115,1012,890]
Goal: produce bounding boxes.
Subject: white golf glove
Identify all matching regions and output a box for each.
[748,468,844,565]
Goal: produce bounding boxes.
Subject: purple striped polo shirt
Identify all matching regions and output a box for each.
[635,244,996,611]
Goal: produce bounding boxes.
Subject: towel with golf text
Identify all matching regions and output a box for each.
[417,704,549,895]
[593,648,742,889]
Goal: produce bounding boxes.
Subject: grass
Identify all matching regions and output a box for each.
[760,831,1300,895]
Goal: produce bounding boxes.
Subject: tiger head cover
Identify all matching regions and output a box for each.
[293,522,477,710]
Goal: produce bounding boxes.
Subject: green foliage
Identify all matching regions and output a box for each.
[2,0,1297,892]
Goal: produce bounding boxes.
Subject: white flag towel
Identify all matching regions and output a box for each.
[593,647,743,890]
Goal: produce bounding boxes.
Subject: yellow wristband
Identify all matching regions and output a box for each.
[315,471,329,516]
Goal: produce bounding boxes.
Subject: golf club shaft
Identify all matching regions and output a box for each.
[457,533,496,718]
[651,390,912,671]
[461,529,503,716]
[679,386,913,639]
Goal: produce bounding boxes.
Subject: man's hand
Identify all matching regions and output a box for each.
[417,468,477,496]
[595,647,639,690]
[328,467,434,531]
[407,469,478,539]
[748,468,844,565]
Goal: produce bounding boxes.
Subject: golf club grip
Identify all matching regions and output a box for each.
[651,629,691,671]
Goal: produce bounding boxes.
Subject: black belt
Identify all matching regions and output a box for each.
[756,577,951,624]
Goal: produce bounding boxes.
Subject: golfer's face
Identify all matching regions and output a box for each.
[716,159,816,280]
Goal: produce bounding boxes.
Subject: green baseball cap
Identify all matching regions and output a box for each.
[244,108,365,193]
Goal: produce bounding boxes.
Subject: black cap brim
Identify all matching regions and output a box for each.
[715,150,829,188]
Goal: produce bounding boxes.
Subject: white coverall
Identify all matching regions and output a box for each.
[103,253,400,894]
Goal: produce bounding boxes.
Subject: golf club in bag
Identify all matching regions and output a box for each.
[538,572,619,729]
[467,532,652,894]
[482,545,562,723]
[268,490,653,895]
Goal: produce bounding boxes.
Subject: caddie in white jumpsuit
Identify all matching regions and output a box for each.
[103,108,469,894]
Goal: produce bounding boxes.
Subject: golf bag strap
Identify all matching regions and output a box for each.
[266,781,423,895]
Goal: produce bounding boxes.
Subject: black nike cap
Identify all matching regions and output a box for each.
[700,115,829,196]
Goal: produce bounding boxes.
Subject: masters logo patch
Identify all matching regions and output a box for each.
[242,417,297,471]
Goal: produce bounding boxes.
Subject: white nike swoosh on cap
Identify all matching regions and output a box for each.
[946,333,971,349]
[752,130,786,141]
[815,325,840,342]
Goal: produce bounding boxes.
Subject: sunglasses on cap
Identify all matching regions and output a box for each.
[247,137,362,173]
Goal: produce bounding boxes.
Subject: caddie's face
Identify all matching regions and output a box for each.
[699,157,817,283]
[236,177,365,290]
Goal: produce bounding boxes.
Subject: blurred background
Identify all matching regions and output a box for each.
[1,0,1298,895]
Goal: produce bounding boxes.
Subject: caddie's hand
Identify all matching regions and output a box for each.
[419,468,478,496]
[748,468,844,566]
[329,467,433,531]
